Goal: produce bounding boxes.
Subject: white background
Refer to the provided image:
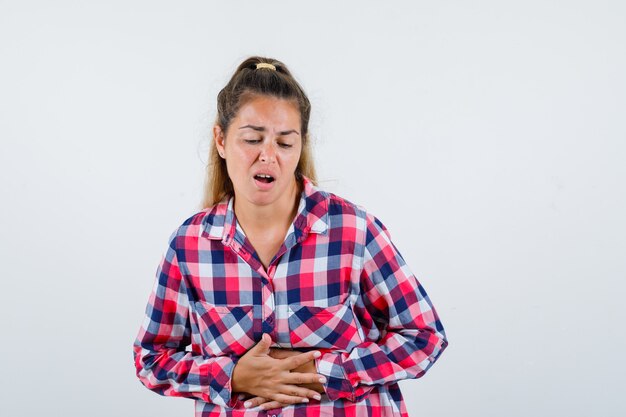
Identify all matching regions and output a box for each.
[1,1,625,416]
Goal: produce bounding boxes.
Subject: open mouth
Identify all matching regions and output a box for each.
[254,174,275,183]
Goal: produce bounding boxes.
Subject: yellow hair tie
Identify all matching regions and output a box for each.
[256,63,276,70]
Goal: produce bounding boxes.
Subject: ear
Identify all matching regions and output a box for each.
[213,125,226,158]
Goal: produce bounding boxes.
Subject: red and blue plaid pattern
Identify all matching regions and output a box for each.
[133,175,448,416]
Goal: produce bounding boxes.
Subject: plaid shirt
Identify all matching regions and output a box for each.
[133,175,448,417]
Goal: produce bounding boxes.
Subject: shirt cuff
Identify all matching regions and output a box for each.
[204,356,239,407]
[315,351,357,402]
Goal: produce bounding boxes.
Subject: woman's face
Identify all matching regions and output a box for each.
[214,94,302,208]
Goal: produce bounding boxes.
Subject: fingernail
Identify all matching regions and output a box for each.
[244,401,252,408]
[318,376,327,383]
[313,351,321,358]
[314,394,321,400]
[302,398,309,403]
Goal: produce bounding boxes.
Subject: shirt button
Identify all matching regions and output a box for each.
[266,315,274,324]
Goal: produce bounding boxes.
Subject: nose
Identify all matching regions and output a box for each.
[259,141,276,163]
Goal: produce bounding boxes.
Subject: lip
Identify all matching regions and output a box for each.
[253,170,277,179]
[252,171,277,191]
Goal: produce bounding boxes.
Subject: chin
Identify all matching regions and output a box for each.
[247,192,277,205]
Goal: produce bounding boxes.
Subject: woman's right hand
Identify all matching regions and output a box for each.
[231,333,327,408]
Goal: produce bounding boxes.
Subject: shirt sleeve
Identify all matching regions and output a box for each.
[315,213,449,402]
[132,229,238,408]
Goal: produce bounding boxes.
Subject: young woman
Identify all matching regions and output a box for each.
[133,56,448,417]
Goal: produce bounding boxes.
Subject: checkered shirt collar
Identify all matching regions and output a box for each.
[201,175,329,243]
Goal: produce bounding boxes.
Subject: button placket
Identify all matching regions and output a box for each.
[258,269,277,337]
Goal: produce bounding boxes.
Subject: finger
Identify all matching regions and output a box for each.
[245,396,291,411]
[290,387,321,401]
[298,381,325,395]
[259,400,289,411]
[273,384,321,402]
[282,350,321,370]
[238,392,253,401]
[285,371,327,386]
[270,391,313,406]
[251,333,271,355]
[243,396,267,409]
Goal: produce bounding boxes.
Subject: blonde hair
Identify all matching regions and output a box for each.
[200,56,317,209]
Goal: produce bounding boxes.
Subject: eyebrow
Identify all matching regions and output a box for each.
[239,124,300,136]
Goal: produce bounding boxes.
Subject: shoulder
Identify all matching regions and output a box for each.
[323,190,387,234]
[165,204,222,246]
[318,188,365,220]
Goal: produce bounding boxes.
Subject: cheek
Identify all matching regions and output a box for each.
[226,149,256,178]
[285,145,302,162]
[230,147,255,164]
[278,153,300,170]
[292,147,304,167]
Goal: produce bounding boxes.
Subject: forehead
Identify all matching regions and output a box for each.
[234,95,301,128]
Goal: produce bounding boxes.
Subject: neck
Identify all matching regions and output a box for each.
[233,178,301,232]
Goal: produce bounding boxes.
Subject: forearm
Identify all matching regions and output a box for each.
[311,212,449,402]
[320,328,445,383]
[133,338,239,407]
[133,230,239,407]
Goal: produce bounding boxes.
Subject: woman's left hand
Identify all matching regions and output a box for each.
[241,348,325,410]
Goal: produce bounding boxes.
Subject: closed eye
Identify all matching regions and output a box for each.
[244,139,261,144]
[279,143,293,148]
